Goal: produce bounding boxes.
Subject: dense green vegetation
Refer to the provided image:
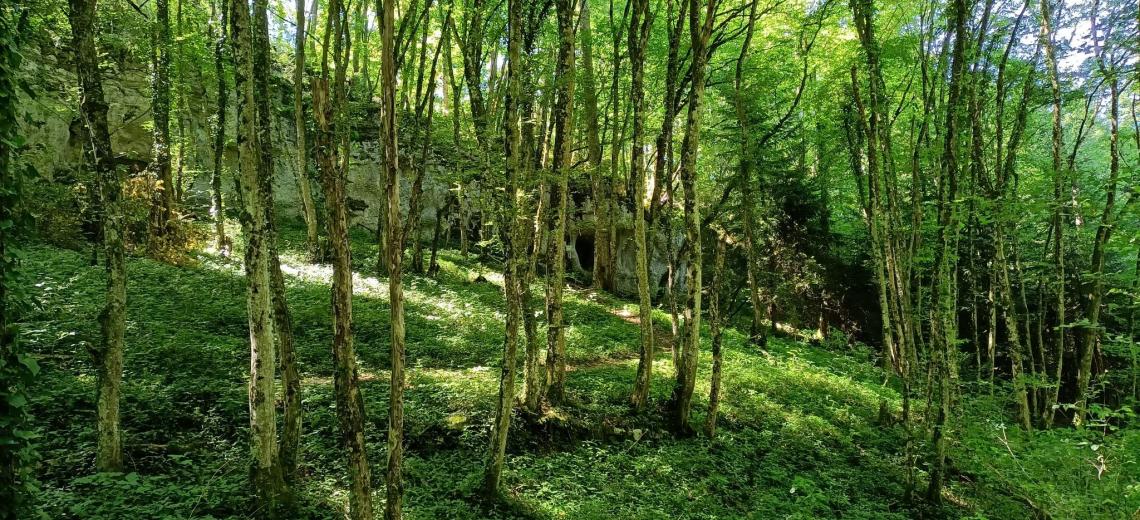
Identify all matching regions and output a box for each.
[20,222,1138,518]
[1,0,1139,517]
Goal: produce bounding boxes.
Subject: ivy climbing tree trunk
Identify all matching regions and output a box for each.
[0,11,37,512]
[69,0,127,473]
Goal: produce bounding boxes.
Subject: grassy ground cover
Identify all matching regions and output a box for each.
[20,221,1138,519]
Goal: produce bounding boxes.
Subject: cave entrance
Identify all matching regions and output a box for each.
[575,234,595,271]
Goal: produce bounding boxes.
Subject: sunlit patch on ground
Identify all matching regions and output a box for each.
[18,220,1138,519]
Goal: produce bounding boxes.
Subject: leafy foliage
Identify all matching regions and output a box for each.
[16,221,1139,518]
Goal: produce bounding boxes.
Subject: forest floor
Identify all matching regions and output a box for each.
[20,220,1140,519]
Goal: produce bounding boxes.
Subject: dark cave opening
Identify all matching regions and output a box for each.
[576,234,595,271]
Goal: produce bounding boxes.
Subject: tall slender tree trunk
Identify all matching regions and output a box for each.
[229,0,285,511]
[69,0,127,473]
[174,0,187,204]
[927,0,967,502]
[705,238,726,437]
[995,230,1032,431]
[1075,4,1126,425]
[544,0,576,406]
[734,0,763,347]
[655,0,686,365]
[1039,0,1065,428]
[295,0,322,260]
[628,0,654,411]
[669,0,716,434]
[523,181,547,412]
[250,0,302,487]
[379,0,405,513]
[578,0,608,292]
[314,0,373,515]
[603,0,627,300]
[211,0,229,254]
[484,0,525,497]
[405,0,440,275]
[150,0,175,244]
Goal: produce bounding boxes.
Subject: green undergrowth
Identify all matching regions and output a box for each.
[18,219,1139,518]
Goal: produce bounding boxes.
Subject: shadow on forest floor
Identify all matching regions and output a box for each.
[23,219,1130,519]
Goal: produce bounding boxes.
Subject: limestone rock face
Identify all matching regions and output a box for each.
[572,201,679,298]
[612,224,680,297]
[17,47,449,239]
[18,46,668,297]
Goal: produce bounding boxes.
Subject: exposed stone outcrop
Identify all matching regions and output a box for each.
[17,44,672,296]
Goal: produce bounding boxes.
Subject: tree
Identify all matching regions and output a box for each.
[68,0,128,473]
[1038,0,1065,429]
[578,0,611,292]
[926,0,967,502]
[229,0,286,509]
[294,0,322,260]
[0,8,38,516]
[1075,0,1133,425]
[484,0,526,496]
[545,0,577,405]
[734,0,763,347]
[404,0,441,276]
[312,0,373,515]
[669,0,718,433]
[705,236,727,437]
[150,0,175,243]
[209,0,229,254]
[628,0,654,411]
[251,0,302,485]
[380,0,406,514]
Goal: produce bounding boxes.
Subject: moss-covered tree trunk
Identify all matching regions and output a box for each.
[544,0,576,406]
[603,0,625,299]
[628,0,654,411]
[69,0,127,473]
[210,0,228,254]
[705,238,726,438]
[294,0,322,260]
[1076,5,1130,425]
[229,0,285,510]
[926,0,967,502]
[1038,0,1065,429]
[379,0,405,514]
[150,0,175,242]
[578,0,609,292]
[670,0,716,434]
[250,0,302,486]
[484,0,524,497]
[734,0,763,347]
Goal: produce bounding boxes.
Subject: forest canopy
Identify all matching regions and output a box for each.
[1,0,1139,517]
